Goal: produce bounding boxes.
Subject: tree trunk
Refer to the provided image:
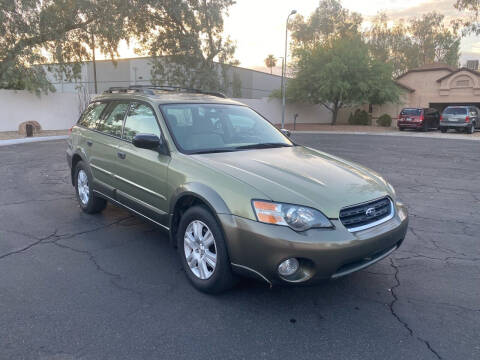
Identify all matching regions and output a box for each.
[331,106,339,125]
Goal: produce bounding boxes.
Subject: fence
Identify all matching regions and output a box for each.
[0,90,332,132]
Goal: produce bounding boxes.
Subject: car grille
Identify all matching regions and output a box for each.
[339,197,393,232]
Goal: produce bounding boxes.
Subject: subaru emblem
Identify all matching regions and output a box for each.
[365,207,376,217]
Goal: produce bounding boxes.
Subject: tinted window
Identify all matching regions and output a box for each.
[400,109,422,116]
[161,104,292,153]
[444,107,467,115]
[123,103,160,142]
[97,102,129,137]
[78,102,107,129]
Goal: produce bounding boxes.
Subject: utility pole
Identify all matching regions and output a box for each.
[91,32,98,94]
[282,10,297,129]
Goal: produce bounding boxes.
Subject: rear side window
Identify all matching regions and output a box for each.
[444,107,467,115]
[123,102,161,142]
[78,102,107,129]
[97,102,130,137]
[400,109,422,116]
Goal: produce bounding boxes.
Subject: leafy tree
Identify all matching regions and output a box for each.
[366,12,461,76]
[136,0,238,94]
[286,37,400,125]
[289,0,362,52]
[0,0,237,95]
[454,0,480,34]
[264,55,277,74]
[0,0,137,94]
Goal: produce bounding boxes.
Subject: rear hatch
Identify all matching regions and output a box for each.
[442,107,468,124]
[399,108,422,124]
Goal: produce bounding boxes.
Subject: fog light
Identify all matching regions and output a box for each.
[278,258,299,276]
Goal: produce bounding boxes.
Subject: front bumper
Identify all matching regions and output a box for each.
[220,202,408,285]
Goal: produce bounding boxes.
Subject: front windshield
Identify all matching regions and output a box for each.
[160,104,292,154]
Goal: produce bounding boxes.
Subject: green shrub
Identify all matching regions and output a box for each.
[348,109,371,125]
[377,114,392,127]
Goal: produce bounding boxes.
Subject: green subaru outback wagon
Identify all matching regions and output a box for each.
[67,86,408,293]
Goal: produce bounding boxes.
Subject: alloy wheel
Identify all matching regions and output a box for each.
[77,169,90,205]
[184,220,217,280]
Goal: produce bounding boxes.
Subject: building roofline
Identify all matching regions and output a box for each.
[395,81,415,93]
[42,55,284,79]
[396,66,455,80]
[436,67,480,82]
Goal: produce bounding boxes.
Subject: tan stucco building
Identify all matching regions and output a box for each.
[339,63,480,124]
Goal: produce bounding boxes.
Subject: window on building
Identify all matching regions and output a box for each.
[455,79,470,87]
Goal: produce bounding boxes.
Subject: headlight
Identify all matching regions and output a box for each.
[252,200,333,231]
[386,182,396,197]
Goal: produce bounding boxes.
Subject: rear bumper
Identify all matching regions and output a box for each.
[398,121,423,129]
[220,202,408,285]
[440,122,469,128]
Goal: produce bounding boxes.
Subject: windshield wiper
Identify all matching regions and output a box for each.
[234,143,292,150]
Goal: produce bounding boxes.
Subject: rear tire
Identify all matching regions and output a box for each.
[74,161,107,214]
[468,123,475,134]
[398,127,404,131]
[177,205,236,294]
[440,127,447,133]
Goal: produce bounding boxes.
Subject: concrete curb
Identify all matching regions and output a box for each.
[0,135,68,147]
[291,130,480,141]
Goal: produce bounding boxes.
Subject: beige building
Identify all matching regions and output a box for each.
[339,63,480,124]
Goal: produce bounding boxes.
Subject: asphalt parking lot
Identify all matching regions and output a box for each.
[0,134,478,360]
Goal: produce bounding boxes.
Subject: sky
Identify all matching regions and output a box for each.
[222,0,480,72]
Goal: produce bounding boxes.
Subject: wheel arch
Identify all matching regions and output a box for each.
[70,151,87,186]
[169,183,231,247]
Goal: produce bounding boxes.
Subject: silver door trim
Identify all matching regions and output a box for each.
[113,174,167,200]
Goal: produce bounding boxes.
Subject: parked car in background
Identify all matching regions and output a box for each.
[397,108,440,132]
[440,106,479,134]
[66,86,408,294]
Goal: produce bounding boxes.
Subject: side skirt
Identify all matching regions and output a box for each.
[93,189,170,232]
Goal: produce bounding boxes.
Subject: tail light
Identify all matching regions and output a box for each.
[465,116,470,123]
[68,126,73,135]
[440,115,443,121]
[420,113,424,121]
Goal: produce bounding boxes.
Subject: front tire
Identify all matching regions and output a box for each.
[440,127,447,133]
[468,123,475,134]
[177,206,236,294]
[74,161,107,214]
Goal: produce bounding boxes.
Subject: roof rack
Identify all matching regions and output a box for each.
[104,85,226,98]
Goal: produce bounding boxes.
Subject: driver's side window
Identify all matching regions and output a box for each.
[123,102,161,143]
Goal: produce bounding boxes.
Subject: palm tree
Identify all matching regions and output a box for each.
[264,55,277,74]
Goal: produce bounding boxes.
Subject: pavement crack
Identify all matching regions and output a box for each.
[0,230,58,260]
[51,240,144,298]
[388,258,443,360]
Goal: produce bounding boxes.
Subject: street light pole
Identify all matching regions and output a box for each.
[282,9,297,129]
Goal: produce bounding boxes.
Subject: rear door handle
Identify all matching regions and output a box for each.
[86,140,93,146]
[117,151,126,160]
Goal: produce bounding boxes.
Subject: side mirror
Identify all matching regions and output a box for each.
[132,134,160,150]
[280,128,291,138]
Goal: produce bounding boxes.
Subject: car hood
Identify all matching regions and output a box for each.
[192,146,391,218]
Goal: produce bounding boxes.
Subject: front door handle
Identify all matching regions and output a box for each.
[86,140,93,146]
[117,151,126,160]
